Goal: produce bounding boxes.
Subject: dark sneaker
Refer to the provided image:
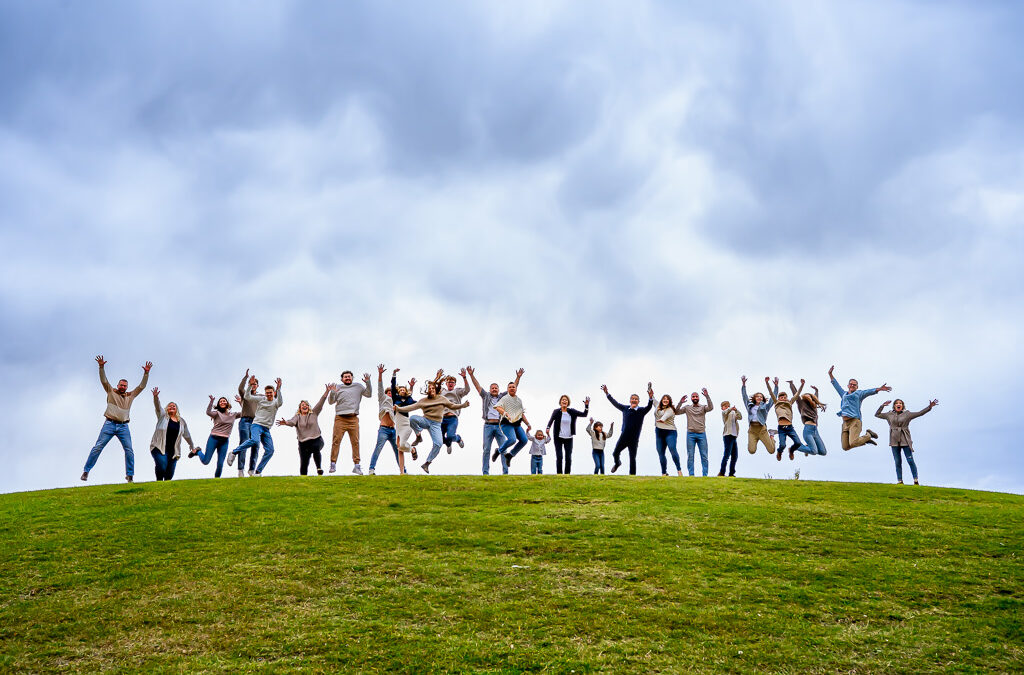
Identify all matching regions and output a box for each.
[126,476,133,483]
[81,472,88,482]
[611,461,621,473]
[457,439,464,449]
[491,449,501,461]
[867,429,878,439]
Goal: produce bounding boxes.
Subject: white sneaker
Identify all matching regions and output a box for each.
[248,470,254,477]
[352,464,363,475]
[368,468,376,475]
[329,462,337,474]
[227,451,235,467]
[238,469,244,477]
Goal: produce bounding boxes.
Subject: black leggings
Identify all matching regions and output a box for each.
[299,437,324,475]
[554,437,574,474]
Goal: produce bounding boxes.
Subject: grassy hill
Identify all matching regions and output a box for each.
[0,477,1020,673]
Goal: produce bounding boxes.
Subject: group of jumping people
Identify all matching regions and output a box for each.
[81,357,939,486]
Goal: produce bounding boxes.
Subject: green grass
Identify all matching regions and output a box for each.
[0,477,1021,673]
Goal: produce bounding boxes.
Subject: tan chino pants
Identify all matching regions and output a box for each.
[841,417,872,450]
[331,415,360,464]
[747,423,776,455]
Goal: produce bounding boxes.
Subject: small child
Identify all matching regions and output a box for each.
[528,429,551,474]
[718,400,742,477]
[586,417,615,475]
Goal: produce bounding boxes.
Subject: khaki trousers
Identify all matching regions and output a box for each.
[747,423,776,455]
[331,415,360,464]
[841,417,872,450]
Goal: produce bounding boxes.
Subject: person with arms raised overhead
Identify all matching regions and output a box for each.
[545,394,590,474]
[328,369,372,475]
[652,394,683,477]
[602,382,655,475]
[741,375,775,456]
[466,366,509,475]
[494,370,531,473]
[789,379,828,457]
[586,417,615,475]
[228,370,262,477]
[678,387,715,477]
[875,397,938,485]
[394,373,472,474]
[190,395,241,478]
[717,400,742,477]
[368,364,404,476]
[149,388,198,481]
[230,378,283,476]
[277,384,330,476]
[440,370,471,454]
[767,377,809,462]
[81,355,152,483]
[828,365,891,450]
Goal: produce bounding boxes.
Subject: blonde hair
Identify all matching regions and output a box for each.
[165,401,179,417]
[296,400,311,415]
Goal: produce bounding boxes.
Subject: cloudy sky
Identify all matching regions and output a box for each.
[2,0,1022,494]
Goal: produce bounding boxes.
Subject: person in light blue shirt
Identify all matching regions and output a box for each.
[828,365,891,450]
[741,376,776,456]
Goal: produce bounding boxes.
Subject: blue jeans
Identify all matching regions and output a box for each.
[198,435,230,477]
[777,424,805,453]
[593,449,605,474]
[237,417,259,471]
[84,419,135,476]
[498,422,529,474]
[685,431,709,476]
[233,423,274,473]
[655,428,682,474]
[801,424,827,456]
[441,416,462,447]
[531,455,544,474]
[151,448,178,481]
[481,423,505,475]
[720,435,738,475]
[370,426,399,471]
[892,446,918,482]
[410,416,444,462]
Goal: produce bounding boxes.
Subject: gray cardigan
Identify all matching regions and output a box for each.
[150,394,195,459]
[875,405,931,448]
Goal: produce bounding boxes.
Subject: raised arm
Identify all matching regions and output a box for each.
[97,356,112,393]
[831,376,845,397]
[702,388,713,411]
[874,402,890,420]
[767,377,779,403]
[277,415,299,428]
[152,388,163,419]
[238,370,249,398]
[313,386,330,415]
[586,419,594,437]
[206,397,216,418]
[132,363,152,396]
[466,366,483,395]
[395,400,427,414]
[741,376,751,409]
[441,398,471,411]
[907,400,938,421]
[606,422,615,439]
[513,368,525,388]
[639,396,654,415]
[361,373,372,398]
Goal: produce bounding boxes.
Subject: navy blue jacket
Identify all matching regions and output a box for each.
[391,376,416,414]
[607,393,653,440]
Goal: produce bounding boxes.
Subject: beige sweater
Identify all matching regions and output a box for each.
[99,365,149,422]
[282,391,329,442]
[150,394,194,459]
[395,396,470,422]
[721,408,742,436]
[676,400,714,433]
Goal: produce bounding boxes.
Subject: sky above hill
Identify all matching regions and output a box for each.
[1,0,1022,493]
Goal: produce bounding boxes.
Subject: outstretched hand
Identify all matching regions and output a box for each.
[151,387,160,397]
[377,364,386,375]
[276,419,287,426]
[741,375,747,385]
[459,367,467,377]
[516,368,525,378]
[701,388,709,397]
[879,383,892,392]
[929,399,939,407]
[275,377,282,388]
[235,395,242,404]
[828,365,835,377]
[95,355,106,367]
[465,366,474,376]
[143,361,153,372]
[584,396,591,406]
[647,382,654,398]
[882,400,892,407]
[209,394,214,402]
[772,377,779,386]
[600,384,608,393]
[362,373,371,384]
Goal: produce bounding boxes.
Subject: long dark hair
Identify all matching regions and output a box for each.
[658,394,674,411]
